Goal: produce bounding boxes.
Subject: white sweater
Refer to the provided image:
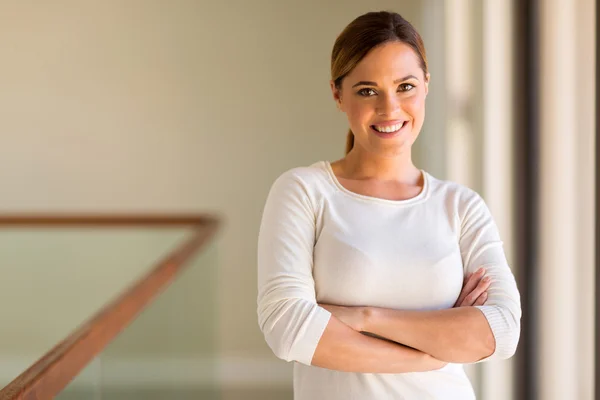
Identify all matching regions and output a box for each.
[257,161,521,399]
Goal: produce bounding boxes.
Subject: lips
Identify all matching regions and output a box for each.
[371,121,405,133]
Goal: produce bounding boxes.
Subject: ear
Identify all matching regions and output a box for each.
[330,80,343,111]
[424,73,431,96]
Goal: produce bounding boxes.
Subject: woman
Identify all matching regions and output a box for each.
[257,11,521,399]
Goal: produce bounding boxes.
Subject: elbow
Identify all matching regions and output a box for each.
[475,304,521,361]
[488,315,521,361]
[257,297,330,365]
[492,326,520,360]
[257,304,293,362]
[264,332,293,362]
[260,318,294,362]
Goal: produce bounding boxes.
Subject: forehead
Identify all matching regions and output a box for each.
[346,41,423,83]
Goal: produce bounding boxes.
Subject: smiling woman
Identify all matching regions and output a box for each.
[333,40,427,163]
[256,10,521,400]
[330,12,429,158]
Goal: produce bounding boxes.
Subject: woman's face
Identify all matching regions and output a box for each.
[331,41,429,158]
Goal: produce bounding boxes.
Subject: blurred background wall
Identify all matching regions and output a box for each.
[0,1,596,399]
[0,0,428,375]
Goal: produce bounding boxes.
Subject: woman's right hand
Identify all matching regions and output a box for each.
[454,267,491,307]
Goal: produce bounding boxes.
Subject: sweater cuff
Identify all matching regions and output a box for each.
[474,305,513,361]
[290,307,332,366]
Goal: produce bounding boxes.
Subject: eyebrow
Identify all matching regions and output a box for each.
[351,75,419,88]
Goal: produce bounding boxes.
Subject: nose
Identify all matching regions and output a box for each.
[375,92,401,116]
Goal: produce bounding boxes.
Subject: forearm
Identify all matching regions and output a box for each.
[311,315,446,373]
[364,307,495,363]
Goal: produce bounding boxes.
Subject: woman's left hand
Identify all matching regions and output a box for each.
[454,267,491,307]
[319,303,367,332]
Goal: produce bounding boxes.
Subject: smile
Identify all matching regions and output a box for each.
[371,122,405,133]
[370,120,408,138]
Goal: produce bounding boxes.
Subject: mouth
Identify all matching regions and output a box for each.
[370,121,407,138]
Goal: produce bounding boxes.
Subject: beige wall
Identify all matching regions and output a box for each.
[0,1,431,360]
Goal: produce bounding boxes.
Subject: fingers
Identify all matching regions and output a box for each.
[473,291,488,306]
[455,267,486,306]
[462,276,492,306]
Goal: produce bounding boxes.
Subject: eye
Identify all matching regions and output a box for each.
[398,83,415,92]
[357,88,377,97]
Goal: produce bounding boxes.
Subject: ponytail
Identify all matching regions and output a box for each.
[345,129,354,155]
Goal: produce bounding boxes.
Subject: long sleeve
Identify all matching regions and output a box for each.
[458,192,522,361]
[256,169,331,365]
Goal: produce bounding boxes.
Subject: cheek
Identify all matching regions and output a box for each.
[346,101,374,125]
[402,93,426,117]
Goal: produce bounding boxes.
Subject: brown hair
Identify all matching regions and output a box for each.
[331,11,428,154]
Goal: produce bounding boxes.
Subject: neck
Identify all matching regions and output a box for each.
[341,147,420,182]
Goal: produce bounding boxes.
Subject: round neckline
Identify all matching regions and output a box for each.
[322,160,429,206]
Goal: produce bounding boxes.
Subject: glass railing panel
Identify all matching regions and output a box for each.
[91,242,220,399]
[0,227,193,391]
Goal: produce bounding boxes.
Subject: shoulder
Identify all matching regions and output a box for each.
[425,172,486,213]
[265,161,332,202]
[269,161,331,193]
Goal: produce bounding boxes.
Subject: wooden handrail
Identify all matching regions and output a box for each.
[0,214,217,226]
[0,214,221,400]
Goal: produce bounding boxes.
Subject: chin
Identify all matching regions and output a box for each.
[368,143,411,158]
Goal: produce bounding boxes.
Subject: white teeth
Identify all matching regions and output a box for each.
[374,122,403,133]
